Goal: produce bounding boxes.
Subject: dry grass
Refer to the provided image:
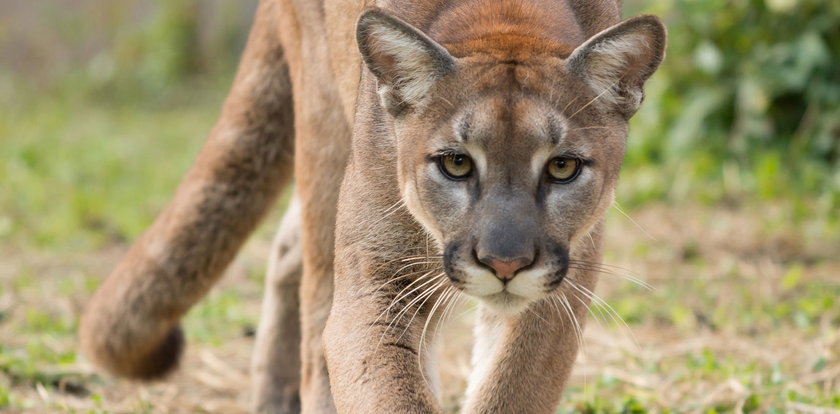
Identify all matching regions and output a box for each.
[2,201,838,413]
[2,1,839,411]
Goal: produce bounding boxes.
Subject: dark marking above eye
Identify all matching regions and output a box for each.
[456,113,473,142]
[547,117,565,146]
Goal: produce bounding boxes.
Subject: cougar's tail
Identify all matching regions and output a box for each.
[79,0,295,380]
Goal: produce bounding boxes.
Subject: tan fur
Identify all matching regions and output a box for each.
[79,0,665,413]
[252,198,303,413]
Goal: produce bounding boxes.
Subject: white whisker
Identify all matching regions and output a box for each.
[384,273,446,334]
[566,280,639,350]
[396,279,447,343]
[560,96,581,116]
[612,201,658,242]
[369,198,407,228]
[559,293,585,355]
[417,287,456,389]
[567,77,623,120]
[368,270,441,336]
[568,261,653,291]
[526,305,549,324]
[586,231,597,252]
[375,277,446,352]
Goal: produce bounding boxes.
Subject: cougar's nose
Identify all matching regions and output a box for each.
[477,254,534,282]
[474,194,538,282]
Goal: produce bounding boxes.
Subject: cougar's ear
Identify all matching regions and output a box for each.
[356,8,455,115]
[566,15,666,118]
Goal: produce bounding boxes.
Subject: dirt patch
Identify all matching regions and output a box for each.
[2,202,838,412]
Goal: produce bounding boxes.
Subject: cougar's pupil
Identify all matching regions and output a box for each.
[547,157,581,182]
[439,153,473,180]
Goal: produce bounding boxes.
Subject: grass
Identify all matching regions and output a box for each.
[0,73,231,251]
[1,72,839,413]
[555,205,840,413]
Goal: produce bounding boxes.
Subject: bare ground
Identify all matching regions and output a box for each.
[2,202,838,413]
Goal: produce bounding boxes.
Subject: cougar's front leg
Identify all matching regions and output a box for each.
[324,267,444,414]
[461,275,595,414]
[323,176,444,413]
[79,0,294,380]
[252,198,303,414]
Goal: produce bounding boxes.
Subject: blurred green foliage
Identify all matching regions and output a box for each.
[102,0,204,93]
[0,87,225,250]
[624,0,840,214]
[1,3,839,412]
[83,0,250,102]
[1,0,839,250]
[0,0,252,250]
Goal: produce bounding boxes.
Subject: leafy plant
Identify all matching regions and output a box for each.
[624,0,840,215]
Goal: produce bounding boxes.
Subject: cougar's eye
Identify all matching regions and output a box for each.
[547,157,582,183]
[438,153,473,180]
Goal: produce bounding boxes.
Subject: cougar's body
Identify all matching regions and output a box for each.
[80,0,665,412]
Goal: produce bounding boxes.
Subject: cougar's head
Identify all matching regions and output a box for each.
[356,8,665,315]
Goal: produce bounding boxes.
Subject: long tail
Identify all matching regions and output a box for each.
[79,0,294,380]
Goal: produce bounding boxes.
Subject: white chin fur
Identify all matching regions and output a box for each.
[460,265,549,316]
[478,292,533,316]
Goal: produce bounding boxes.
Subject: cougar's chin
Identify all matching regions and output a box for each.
[478,291,534,316]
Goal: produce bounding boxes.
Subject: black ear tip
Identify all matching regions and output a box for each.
[622,15,667,55]
[635,14,663,23]
[632,15,667,37]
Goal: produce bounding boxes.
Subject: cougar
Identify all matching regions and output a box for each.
[79,0,666,412]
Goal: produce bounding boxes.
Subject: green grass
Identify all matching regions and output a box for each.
[1,69,839,412]
[0,73,231,251]
[2,3,837,409]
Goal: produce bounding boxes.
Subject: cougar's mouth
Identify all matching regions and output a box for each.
[447,265,556,315]
[481,290,532,315]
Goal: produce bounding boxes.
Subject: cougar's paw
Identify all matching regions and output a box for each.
[252,390,302,414]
